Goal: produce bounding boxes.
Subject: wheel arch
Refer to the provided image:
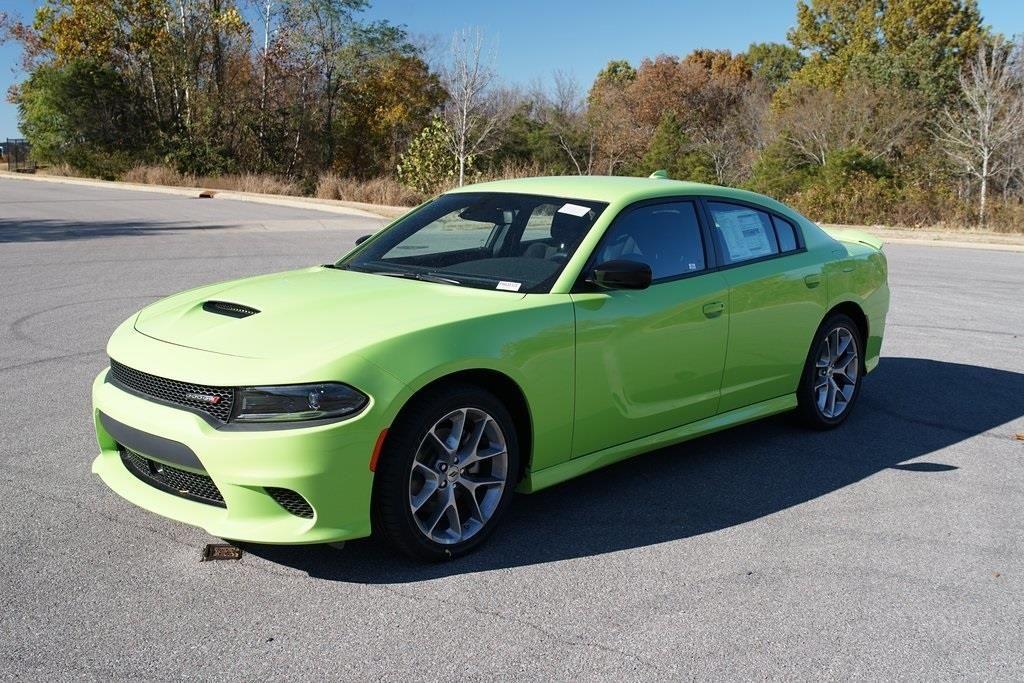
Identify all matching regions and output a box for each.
[384,368,534,484]
[825,300,869,348]
[811,300,870,377]
[799,301,869,377]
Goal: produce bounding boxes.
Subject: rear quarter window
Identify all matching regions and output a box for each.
[772,215,799,253]
[707,202,779,265]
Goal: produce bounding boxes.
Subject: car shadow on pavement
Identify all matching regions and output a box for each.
[244,357,1024,582]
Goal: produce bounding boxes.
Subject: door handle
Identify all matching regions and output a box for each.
[804,274,823,288]
[702,301,725,318]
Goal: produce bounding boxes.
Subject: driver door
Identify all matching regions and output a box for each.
[570,200,729,457]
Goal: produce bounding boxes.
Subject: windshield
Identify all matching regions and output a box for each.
[336,192,607,293]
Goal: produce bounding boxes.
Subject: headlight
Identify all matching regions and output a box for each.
[233,383,368,423]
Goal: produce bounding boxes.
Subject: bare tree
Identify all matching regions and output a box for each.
[1000,67,1024,204]
[248,0,279,166]
[779,80,923,168]
[440,28,511,185]
[692,83,770,184]
[587,76,650,175]
[535,71,596,175]
[937,42,1024,224]
[1003,130,1024,202]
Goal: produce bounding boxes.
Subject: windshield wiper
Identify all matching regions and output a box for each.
[416,273,462,285]
[374,270,462,285]
[329,262,462,285]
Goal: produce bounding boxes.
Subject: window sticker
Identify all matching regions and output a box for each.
[557,203,591,217]
[496,281,522,292]
[714,209,773,261]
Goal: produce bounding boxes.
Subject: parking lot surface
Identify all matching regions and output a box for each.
[1,177,1022,679]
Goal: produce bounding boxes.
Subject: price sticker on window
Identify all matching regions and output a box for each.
[557,203,591,217]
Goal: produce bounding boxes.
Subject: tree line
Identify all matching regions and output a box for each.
[3,0,1023,230]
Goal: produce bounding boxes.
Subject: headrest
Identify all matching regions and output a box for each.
[622,211,676,255]
[551,212,589,246]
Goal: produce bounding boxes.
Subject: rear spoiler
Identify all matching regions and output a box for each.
[820,226,884,251]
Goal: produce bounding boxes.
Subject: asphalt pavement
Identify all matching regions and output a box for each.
[1,176,1022,680]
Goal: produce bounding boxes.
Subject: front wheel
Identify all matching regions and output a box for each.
[373,384,519,561]
[796,313,863,429]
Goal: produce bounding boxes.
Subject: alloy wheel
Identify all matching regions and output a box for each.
[814,326,859,419]
[408,407,509,544]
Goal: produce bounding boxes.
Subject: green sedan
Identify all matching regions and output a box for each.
[92,175,889,560]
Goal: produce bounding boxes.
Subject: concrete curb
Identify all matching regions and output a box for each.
[0,171,407,220]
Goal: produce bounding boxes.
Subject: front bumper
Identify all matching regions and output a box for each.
[91,361,400,544]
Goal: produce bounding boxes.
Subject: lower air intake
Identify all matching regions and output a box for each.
[266,487,314,518]
[120,447,226,508]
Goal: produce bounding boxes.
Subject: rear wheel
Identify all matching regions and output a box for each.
[796,313,863,429]
[373,384,519,561]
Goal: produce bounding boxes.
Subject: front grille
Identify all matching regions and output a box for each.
[120,447,226,507]
[109,359,234,422]
[266,487,314,518]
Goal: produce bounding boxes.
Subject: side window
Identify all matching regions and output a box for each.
[595,201,706,281]
[772,215,799,252]
[707,202,779,265]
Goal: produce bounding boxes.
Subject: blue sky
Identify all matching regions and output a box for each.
[2,0,1022,138]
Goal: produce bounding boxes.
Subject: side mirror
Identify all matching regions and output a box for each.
[355,234,373,245]
[587,260,652,290]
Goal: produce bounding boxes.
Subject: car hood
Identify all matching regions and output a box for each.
[134,266,526,359]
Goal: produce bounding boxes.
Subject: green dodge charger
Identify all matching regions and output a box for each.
[92,175,889,560]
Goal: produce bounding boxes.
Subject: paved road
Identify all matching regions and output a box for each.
[1,177,1022,680]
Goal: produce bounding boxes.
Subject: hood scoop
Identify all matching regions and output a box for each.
[202,300,260,319]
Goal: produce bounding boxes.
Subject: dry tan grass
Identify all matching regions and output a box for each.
[315,173,424,206]
[37,162,84,178]
[121,165,302,196]
[428,160,551,194]
[479,160,549,182]
[122,165,187,186]
[196,173,302,196]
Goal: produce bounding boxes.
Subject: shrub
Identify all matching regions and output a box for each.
[985,201,1024,233]
[397,117,460,194]
[163,141,236,177]
[747,141,814,199]
[16,59,152,179]
[791,172,897,225]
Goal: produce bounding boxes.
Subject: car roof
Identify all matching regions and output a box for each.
[445,175,777,207]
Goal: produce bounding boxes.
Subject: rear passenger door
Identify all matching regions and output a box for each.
[702,200,828,413]
[571,200,730,457]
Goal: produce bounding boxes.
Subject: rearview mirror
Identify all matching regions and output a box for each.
[587,260,652,290]
[355,234,373,245]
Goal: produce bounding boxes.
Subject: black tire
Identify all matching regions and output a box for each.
[795,313,864,429]
[373,383,520,561]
